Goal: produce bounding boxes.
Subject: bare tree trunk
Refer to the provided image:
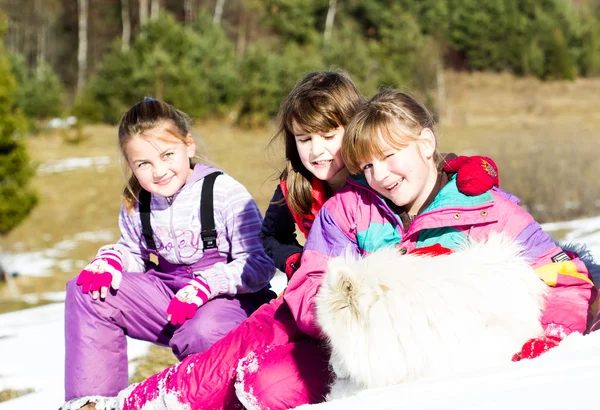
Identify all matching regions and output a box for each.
[213,0,226,25]
[77,0,88,97]
[436,53,446,123]
[323,0,337,44]
[0,266,21,301]
[150,0,159,21]
[35,0,45,77]
[140,0,149,26]
[184,0,193,26]
[236,13,247,58]
[15,24,20,55]
[121,0,131,52]
[36,25,46,78]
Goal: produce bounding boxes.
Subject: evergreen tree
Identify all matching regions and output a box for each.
[9,53,65,119]
[76,12,240,123]
[0,13,38,235]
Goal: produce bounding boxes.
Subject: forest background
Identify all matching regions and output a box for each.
[1,0,600,400]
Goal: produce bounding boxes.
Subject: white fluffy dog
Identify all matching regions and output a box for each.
[315,234,549,400]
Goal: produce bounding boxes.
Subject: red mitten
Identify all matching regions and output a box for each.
[408,244,453,257]
[511,336,562,361]
[76,251,123,299]
[444,155,499,196]
[284,252,301,280]
[167,277,212,325]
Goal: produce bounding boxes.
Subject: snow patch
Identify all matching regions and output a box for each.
[0,229,116,277]
[37,156,112,174]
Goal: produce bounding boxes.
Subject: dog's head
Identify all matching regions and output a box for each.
[316,248,394,335]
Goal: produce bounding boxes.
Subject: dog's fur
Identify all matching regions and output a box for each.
[316,234,548,400]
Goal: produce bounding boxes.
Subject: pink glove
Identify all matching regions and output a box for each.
[444,155,499,196]
[167,277,212,325]
[76,251,123,299]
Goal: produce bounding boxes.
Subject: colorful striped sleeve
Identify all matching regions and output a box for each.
[284,204,359,339]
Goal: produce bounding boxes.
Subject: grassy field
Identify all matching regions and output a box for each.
[0,71,599,389]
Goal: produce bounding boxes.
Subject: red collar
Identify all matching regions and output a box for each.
[280,178,329,238]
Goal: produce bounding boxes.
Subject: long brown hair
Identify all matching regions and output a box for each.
[272,71,365,215]
[343,89,442,175]
[118,98,206,210]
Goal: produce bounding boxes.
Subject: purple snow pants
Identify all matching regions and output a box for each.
[64,256,270,400]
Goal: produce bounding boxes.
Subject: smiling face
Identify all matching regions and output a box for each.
[293,124,348,187]
[125,123,196,198]
[360,128,438,215]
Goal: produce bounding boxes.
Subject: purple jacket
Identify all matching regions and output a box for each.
[98,163,275,297]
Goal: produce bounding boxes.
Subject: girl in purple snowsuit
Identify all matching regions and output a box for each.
[61,99,276,410]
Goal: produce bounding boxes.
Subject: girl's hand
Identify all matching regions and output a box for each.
[166,277,212,325]
[76,251,123,299]
[444,155,499,196]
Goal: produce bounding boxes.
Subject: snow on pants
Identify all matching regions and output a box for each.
[121,296,332,410]
[64,261,265,400]
[235,338,332,410]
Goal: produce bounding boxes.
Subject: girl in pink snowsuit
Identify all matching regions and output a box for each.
[119,75,504,410]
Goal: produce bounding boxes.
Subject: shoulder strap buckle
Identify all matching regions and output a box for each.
[200,171,223,250]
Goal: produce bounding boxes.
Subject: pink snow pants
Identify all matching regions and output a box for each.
[122,297,332,410]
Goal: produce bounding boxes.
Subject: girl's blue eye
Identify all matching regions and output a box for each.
[298,138,310,143]
[138,162,149,168]
[323,134,335,139]
[362,164,372,171]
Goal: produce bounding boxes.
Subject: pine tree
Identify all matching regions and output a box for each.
[0,13,38,235]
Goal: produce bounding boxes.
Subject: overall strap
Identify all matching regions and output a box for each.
[139,189,160,269]
[139,189,156,250]
[200,171,223,249]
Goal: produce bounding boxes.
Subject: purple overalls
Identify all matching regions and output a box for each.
[64,169,275,400]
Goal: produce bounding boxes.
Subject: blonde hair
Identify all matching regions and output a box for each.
[272,71,366,215]
[118,98,206,210]
[342,89,442,175]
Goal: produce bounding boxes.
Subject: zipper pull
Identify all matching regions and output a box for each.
[166,196,173,205]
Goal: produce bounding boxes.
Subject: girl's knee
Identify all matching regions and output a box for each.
[171,319,236,359]
[66,277,91,307]
[235,343,331,409]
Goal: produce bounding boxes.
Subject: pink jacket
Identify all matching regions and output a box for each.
[285,175,596,339]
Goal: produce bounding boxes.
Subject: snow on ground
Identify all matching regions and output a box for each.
[37,156,112,174]
[1,229,116,278]
[544,215,600,260]
[0,217,599,409]
[0,303,150,410]
[298,331,600,410]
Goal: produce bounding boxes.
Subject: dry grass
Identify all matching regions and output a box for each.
[129,345,179,384]
[0,71,599,392]
[0,388,34,402]
[439,71,600,222]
